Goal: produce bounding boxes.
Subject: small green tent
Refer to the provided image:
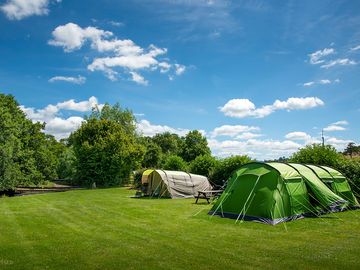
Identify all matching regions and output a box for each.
[209,162,348,225]
[306,165,359,207]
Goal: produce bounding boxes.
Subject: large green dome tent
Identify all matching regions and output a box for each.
[209,162,348,225]
[306,165,359,207]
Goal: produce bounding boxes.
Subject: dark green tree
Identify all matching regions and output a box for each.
[142,141,162,168]
[179,130,210,162]
[69,103,144,187]
[289,144,341,167]
[189,155,218,178]
[0,94,59,190]
[152,132,183,155]
[211,155,252,185]
[343,142,360,158]
[163,155,188,171]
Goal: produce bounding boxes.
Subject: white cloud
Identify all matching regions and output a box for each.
[45,116,84,140]
[210,124,260,138]
[350,45,360,52]
[325,137,354,151]
[209,138,302,160]
[49,75,86,84]
[308,48,335,64]
[219,97,324,118]
[130,71,148,85]
[323,120,348,132]
[48,22,112,52]
[285,131,311,141]
[303,81,315,87]
[320,58,356,69]
[174,64,186,75]
[332,120,348,126]
[319,79,331,84]
[20,96,103,139]
[235,132,263,140]
[136,119,190,137]
[49,23,185,84]
[0,0,59,20]
[324,125,346,132]
[303,79,339,87]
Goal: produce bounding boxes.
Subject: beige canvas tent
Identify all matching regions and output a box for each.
[142,170,212,198]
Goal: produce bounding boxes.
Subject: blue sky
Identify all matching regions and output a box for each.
[1,0,360,159]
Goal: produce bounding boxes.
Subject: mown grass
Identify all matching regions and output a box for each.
[0,188,359,270]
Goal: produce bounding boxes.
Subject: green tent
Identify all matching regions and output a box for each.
[306,165,359,207]
[209,162,348,225]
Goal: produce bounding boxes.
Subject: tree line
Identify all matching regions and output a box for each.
[1,93,359,195]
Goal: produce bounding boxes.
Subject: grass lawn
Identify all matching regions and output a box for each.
[0,188,359,270]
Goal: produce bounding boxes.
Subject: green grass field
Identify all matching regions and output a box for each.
[0,188,359,270]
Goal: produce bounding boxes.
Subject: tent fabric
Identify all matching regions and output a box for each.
[144,170,212,198]
[209,162,349,225]
[141,169,154,184]
[308,165,359,207]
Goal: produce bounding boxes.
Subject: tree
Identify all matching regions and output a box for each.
[0,94,59,191]
[343,142,360,158]
[142,141,162,168]
[189,155,218,178]
[87,103,136,135]
[69,103,144,187]
[179,130,210,162]
[152,132,183,155]
[211,155,252,186]
[162,155,188,171]
[289,144,341,167]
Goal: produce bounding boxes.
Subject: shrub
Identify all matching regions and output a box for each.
[211,155,252,186]
[189,155,218,178]
[163,155,188,171]
[337,157,360,198]
[289,144,341,167]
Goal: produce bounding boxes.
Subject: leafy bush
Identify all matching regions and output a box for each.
[162,155,188,171]
[69,118,145,187]
[289,144,360,198]
[289,144,341,167]
[179,130,211,162]
[211,155,252,186]
[189,155,218,177]
[0,94,60,190]
[133,169,145,189]
[337,157,360,198]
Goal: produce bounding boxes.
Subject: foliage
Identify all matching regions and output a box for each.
[189,155,218,177]
[87,102,136,135]
[0,94,60,190]
[140,138,162,168]
[289,144,341,167]
[152,132,183,155]
[133,169,144,189]
[289,144,360,198]
[343,142,360,157]
[211,155,252,186]
[69,118,145,187]
[179,130,210,162]
[57,146,77,180]
[337,157,360,198]
[162,155,188,171]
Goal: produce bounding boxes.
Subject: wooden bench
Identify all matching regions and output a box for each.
[195,190,223,204]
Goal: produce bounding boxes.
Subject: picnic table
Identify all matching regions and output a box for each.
[195,190,223,204]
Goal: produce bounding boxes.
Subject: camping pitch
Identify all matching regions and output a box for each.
[209,162,356,225]
[141,169,212,198]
